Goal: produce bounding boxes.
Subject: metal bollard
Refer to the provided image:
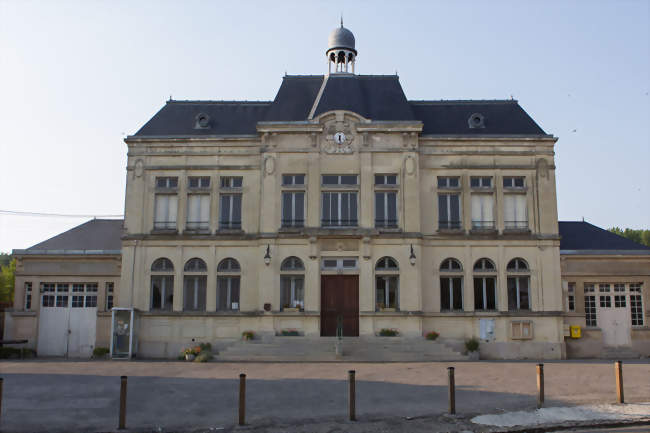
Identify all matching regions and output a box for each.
[239,373,246,425]
[615,360,624,404]
[348,370,356,421]
[118,376,127,430]
[536,364,544,409]
[448,367,456,415]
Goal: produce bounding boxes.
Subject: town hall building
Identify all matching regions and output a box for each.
[6,24,649,360]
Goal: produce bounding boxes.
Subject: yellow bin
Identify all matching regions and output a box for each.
[570,325,581,338]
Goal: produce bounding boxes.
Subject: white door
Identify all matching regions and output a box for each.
[600,308,631,347]
[36,284,97,358]
[37,305,69,356]
[67,307,97,357]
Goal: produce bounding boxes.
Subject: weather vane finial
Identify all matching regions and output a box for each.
[340,14,343,27]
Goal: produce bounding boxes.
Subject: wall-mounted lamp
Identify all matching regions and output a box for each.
[264,244,271,265]
[409,244,416,266]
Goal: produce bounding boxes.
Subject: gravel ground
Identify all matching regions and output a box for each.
[0,359,648,432]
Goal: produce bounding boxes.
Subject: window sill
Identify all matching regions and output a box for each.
[503,228,530,234]
[183,229,211,235]
[151,229,178,235]
[279,226,305,233]
[216,229,245,235]
[470,228,497,235]
[438,228,464,235]
[376,227,401,233]
[280,308,303,313]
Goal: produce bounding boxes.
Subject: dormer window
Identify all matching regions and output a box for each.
[194,113,210,129]
[468,113,485,129]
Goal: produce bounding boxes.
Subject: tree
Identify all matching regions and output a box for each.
[608,228,650,247]
[0,258,16,304]
[0,252,11,267]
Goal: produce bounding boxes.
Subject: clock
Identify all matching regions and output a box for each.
[334,132,346,145]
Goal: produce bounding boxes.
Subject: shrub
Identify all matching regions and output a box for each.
[242,331,255,341]
[199,342,212,352]
[93,347,110,358]
[425,331,439,341]
[465,337,480,352]
[0,347,36,359]
[194,351,213,363]
[281,329,300,336]
[379,328,399,337]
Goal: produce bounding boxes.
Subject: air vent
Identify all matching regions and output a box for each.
[468,113,485,129]
[194,113,211,129]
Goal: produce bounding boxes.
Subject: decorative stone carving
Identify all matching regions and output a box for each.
[134,159,144,178]
[405,155,416,176]
[264,156,275,175]
[537,158,549,179]
[322,121,355,154]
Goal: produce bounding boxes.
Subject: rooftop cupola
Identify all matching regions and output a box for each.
[326,19,357,74]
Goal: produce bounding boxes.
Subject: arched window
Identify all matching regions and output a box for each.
[440,258,462,272]
[376,257,399,310]
[507,258,530,310]
[151,258,174,310]
[281,257,304,311]
[218,258,240,272]
[217,258,240,311]
[473,258,497,310]
[440,258,463,311]
[183,258,206,311]
[152,258,174,272]
[184,258,207,272]
[507,258,528,272]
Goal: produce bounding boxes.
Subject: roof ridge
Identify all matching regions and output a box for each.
[167,100,272,105]
[410,99,518,104]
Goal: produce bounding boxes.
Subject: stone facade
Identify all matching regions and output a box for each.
[121,106,565,359]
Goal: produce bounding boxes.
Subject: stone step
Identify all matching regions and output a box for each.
[217,336,469,362]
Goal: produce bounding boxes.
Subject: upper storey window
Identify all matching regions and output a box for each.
[187,176,210,231]
[438,177,461,230]
[282,174,305,228]
[282,175,305,186]
[437,177,460,189]
[154,176,178,231]
[470,177,492,188]
[221,176,243,189]
[503,177,525,189]
[375,174,398,229]
[188,176,210,189]
[156,177,178,189]
[220,177,243,230]
[322,175,358,227]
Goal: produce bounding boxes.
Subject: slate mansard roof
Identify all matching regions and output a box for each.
[13,219,124,255]
[131,75,550,138]
[559,221,650,255]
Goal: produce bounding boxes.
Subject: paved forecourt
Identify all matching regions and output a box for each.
[0,360,648,432]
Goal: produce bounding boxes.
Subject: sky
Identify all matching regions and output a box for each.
[0,0,648,253]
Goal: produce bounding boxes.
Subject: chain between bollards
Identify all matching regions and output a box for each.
[615,360,624,404]
[447,367,456,415]
[239,373,246,425]
[118,376,127,430]
[348,370,356,421]
[536,364,544,409]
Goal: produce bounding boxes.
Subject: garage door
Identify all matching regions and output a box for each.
[37,283,97,358]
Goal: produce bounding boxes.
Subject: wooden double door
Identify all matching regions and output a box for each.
[320,275,359,337]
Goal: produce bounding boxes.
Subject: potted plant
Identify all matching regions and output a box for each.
[465,337,480,360]
[378,328,399,337]
[183,347,197,361]
[281,329,300,336]
[242,331,255,341]
[425,331,439,341]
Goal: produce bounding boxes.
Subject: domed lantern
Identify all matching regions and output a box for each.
[326,19,357,74]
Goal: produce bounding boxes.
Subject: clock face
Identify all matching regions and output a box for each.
[334,132,346,145]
